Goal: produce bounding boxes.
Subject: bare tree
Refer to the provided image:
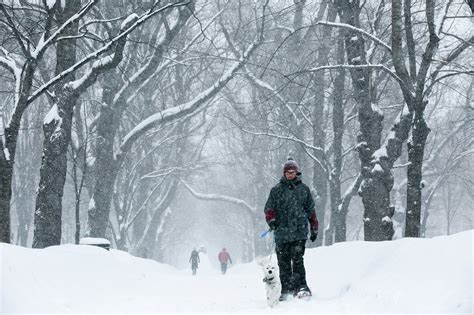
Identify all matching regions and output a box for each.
[332,0,391,241]
[86,0,269,239]
[86,0,196,238]
[33,0,146,248]
[391,0,473,237]
[0,0,99,243]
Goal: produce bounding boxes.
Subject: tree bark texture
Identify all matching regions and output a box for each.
[310,0,334,247]
[332,33,346,243]
[0,59,37,243]
[33,93,78,248]
[34,0,133,247]
[405,113,430,237]
[336,0,393,241]
[13,111,42,246]
[0,148,12,243]
[0,3,40,243]
[33,0,81,248]
[86,98,121,238]
[391,0,439,237]
[403,0,439,235]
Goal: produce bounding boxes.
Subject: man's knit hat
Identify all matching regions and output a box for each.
[283,158,300,174]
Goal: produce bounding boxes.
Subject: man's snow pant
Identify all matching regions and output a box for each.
[220,262,228,274]
[275,239,307,294]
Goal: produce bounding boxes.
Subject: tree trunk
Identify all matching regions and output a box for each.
[14,110,42,246]
[312,92,328,246]
[0,154,12,243]
[310,0,336,247]
[45,0,136,242]
[86,105,120,237]
[72,154,83,245]
[0,61,37,244]
[33,93,78,248]
[391,0,439,237]
[405,112,430,237]
[336,0,391,241]
[33,1,81,248]
[33,0,129,247]
[290,0,307,166]
[332,33,346,243]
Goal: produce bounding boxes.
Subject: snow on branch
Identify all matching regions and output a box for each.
[241,129,324,154]
[0,47,22,107]
[393,116,472,193]
[339,175,363,213]
[243,69,299,124]
[64,56,112,91]
[425,35,474,97]
[303,64,415,103]
[114,3,194,107]
[219,1,294,124]
[118,40,260,158]
[0,47,20,76]
[125,7,224,105]
[30,0,98,59]
[125,175,169,231]
[315,21,391,52]
[181,181,255,215]
[239,126,330,174]
[133,180,177,250]
[63,12,139,94]
[305,64,402,84]
[1,141,10,161]
[43,103,62,126]
[0,4,31,57]
[302,146,330,178]
[27,1,185,105]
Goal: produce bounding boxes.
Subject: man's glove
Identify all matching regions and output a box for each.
[268,220,278,231]
[310,231,318,242]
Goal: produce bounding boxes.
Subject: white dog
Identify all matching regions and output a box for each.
[259,259,281,308]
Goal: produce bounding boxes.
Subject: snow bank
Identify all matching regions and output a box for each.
[1,230,472,313]
[307,231,472,313]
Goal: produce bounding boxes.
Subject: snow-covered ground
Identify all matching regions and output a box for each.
[1,230,472,314]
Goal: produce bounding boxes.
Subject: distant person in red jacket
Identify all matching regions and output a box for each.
[218,248,232,274]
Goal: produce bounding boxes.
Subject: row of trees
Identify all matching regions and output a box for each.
[212,0,472,249]
[1,1,472,262]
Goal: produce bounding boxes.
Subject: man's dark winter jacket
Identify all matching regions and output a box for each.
[264,176,318,244]
[189,250,200,268]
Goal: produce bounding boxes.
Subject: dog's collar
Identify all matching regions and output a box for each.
[263,276,276,283]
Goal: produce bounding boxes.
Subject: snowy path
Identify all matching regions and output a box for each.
[125,264,320,313]
[149,269,265,313]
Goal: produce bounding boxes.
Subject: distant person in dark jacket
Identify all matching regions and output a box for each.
[218,248,232,274]
[189,248,200,275]
[264,158,318,300]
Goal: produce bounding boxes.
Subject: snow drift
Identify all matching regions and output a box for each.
[1,230,472,313]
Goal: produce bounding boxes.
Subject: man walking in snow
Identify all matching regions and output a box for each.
[264,158,318,301]
[218,248,232,274]
[189,247,200,275]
